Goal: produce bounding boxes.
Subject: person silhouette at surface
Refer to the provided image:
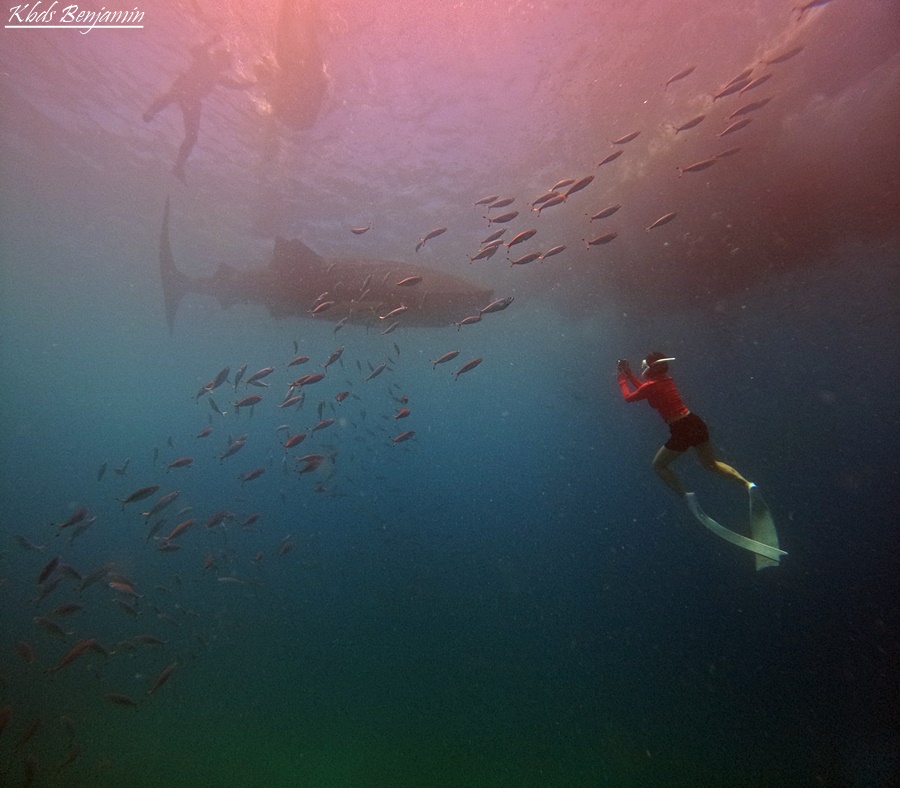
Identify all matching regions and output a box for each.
[616,353,753,498]
[143,34,255,182]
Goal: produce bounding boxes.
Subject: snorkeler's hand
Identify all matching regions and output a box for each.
[616,359,631,375]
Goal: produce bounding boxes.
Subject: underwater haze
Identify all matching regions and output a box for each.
[1,0,899,786]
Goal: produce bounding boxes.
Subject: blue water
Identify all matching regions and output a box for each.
[1,1,899,786]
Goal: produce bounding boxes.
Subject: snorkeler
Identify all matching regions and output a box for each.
[617,353,786,567]
[143,34,256,182]
[616,353,752,498]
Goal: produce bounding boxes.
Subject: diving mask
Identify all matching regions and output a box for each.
[641,357,676,377]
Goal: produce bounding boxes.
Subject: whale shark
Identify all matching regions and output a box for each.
[160,199,493,331]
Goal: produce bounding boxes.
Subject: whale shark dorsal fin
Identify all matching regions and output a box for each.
[272,238,324,272]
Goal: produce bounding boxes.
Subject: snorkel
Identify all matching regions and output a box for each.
[641,356,676,378]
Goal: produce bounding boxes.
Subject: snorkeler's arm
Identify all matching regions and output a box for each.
[624,369,642,389]
[618,374,652,403]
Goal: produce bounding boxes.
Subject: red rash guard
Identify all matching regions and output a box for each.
[618,371,690,423]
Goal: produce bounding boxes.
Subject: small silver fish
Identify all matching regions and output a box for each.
[540,245,567,260]
[509,252,541,266]
[415,227,447,252]
[589,205,621,221]
[677,158,718,176]
[611,130,640,145]
[674,115,705,134]
[480,297,514,315]
[431,351,460,368]
[486,211,519,224]
[717,118,752,137]
[664,65,695,90]
[645,212,677,231]
[598,150,623,167]
[584,232,618,247]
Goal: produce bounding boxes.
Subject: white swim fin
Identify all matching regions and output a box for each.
[685,491,787,565]
[747,483,783,570]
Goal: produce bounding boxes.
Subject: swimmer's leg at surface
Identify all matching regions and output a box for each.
[172,97,202,182]
[143,91,175,123]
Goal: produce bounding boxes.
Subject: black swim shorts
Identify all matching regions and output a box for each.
[665,412,710,452]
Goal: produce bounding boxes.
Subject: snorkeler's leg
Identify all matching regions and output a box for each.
[172,99,201,181]
[693,442,752,488]
[143,91,174,122]
[651,446,688,498]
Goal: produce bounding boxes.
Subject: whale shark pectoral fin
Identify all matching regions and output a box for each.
[748,484,783,570]
[685,492,787,564]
